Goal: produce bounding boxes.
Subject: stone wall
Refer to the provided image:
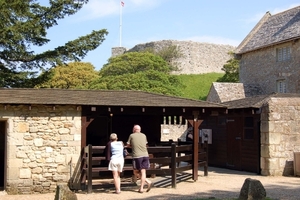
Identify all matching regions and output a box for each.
[239,40,300,94]
[260,97,300,176]
[160,123,188,142]
[120,40,235,75]
[2,105,81,194]
[111,47,126,58]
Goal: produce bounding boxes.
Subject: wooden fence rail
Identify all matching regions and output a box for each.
[69,142,208,193]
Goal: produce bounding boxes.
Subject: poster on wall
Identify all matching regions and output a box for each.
[200,129,212,144]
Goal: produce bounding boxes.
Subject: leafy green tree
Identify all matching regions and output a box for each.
[90,52,184,96]
[217,52,239,83]
[35,62,99,89]
[0,0,108,88]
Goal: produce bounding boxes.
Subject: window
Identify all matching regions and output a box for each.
[277,80,287,93]
[277,47,291,62]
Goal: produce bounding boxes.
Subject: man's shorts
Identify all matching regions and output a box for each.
[132,156,150,170]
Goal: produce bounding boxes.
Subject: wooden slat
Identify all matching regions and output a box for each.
[84,166,133,173]
[150,157,171,164]
[146,168,171,175]
[76,144,208,193]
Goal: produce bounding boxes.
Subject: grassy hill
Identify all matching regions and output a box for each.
[177,73,224,100]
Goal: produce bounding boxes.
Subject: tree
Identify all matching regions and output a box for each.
[140,44,183,71]
[35,62,99,89]
[216,52,239,83]
[90,52,184,96]
[0,0,108,88]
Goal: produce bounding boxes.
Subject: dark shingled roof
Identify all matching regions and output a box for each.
[0,88,226,108]
[236,6,300,54]
[222,93,300,109]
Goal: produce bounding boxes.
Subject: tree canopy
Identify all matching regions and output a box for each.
[0,0,108,88]
[216,52,239,83]
[90,52,184,96]
[35,62,99,89]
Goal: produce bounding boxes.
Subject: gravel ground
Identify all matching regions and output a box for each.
[0,167,299,200]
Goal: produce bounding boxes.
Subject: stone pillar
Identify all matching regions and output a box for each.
[260,97,300,176]
[111,47,126,57]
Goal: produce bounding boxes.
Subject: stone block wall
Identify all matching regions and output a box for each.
[126,40,235,74]
[239,40,300,94]
[1,105,81,194]
[161,123,188,142]
[111,47,126,58]
[260,97,300,176]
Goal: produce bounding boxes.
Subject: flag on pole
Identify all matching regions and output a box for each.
[121,1,124,7]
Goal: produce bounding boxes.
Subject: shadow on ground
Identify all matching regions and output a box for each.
[75,167,300,200]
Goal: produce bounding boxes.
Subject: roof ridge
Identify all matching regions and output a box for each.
[271,5,300,17]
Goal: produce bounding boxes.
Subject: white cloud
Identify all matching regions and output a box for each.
[240,3,300,25]
[78,0,166,21]
[80,0,119,20]
[271,3,300,14]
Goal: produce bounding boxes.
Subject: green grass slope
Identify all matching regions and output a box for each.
[177,73,223,100]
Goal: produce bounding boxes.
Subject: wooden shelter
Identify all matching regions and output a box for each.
[0,88,227,193]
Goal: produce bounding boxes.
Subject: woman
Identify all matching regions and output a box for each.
[107,133,125,194]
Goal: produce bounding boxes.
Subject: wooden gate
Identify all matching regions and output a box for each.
[226,117,242,170]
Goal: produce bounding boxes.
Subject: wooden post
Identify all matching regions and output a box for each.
[171,143,177,188]
[204,141,208,176]
[192,111,199,181]
[177,138,181,167]
[87,144,93,193]
[81,117,87,148]
[81,117,94,149]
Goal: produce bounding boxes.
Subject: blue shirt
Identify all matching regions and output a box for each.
[110,141,124,160]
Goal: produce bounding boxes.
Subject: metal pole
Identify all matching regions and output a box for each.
[119,1,123,47]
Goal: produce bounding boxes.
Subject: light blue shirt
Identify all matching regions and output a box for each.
[110,141,124,160]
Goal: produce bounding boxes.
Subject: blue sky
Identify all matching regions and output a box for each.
[39,0,300,70]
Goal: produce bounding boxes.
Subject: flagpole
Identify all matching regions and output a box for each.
[119,1,122,47]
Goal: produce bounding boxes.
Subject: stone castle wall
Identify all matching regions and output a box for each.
[2,105,81,194]
[115,40,236,75]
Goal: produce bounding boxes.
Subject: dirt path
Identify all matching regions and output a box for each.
[1,167,300,200]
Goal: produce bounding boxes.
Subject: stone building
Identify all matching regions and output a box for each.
[205,5,300,176]
[222,94,300,176]
[235,6,300,94]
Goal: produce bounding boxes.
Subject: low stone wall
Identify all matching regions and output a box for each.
[260,97,300,176]
[160,123,188,142]
[2,105,81,194]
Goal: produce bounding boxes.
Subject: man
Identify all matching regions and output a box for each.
[126,124,153,193]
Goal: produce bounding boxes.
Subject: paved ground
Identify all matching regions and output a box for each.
[1,167,300,200]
